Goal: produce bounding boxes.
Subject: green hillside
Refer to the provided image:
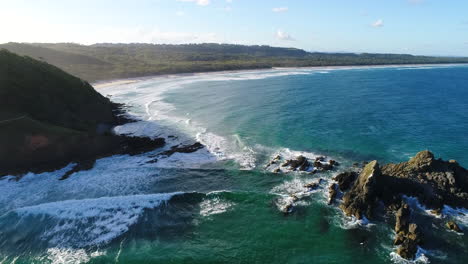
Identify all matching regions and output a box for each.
[2,42,468,82]
[0,50,120,175]
[0,49,114,131]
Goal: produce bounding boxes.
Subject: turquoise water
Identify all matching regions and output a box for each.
[1,65,467,263]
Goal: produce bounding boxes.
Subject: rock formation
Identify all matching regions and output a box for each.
[340,161,381,219]
[333,171,358,191]
[332,151,468,260]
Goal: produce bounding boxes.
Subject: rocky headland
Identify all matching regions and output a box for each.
[0,49,170,177]
[337,151,467,259]
[265,150,467,260]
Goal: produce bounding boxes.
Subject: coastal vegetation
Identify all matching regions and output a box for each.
[2,42,468,82]
[0,49,164,176]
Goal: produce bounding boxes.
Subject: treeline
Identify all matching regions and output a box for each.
[1,42,467,82]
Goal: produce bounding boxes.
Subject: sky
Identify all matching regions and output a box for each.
[1,0,468,56]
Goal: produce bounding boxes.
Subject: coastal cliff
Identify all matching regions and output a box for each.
[0,49,165,176]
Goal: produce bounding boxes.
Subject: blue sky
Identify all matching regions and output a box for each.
[1,0,468,56]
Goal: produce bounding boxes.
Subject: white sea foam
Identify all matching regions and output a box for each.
[199,197,234,217]
[97,69,328,170]
[264,147,331,173]
[14,193,181,247]
[196,132,256,169]
[337,215,375,230]
[37,248,105,264]
[389,247,430,264]
[403,196,468,230]
[442,205,468,230]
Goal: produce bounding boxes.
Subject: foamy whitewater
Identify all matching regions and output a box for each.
[1,65,468,263]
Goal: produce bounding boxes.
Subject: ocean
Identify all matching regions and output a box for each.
[1,65,467,263]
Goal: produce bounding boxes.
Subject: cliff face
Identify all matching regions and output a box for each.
[0,50,164,176]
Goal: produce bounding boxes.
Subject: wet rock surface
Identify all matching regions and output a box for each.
[333,171,358,191]
[340,161,381,219]
[446,220,463,233]
[331,151,468,260]
[266,154,338,173]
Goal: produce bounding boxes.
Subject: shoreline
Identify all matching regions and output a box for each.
[92,62,468,88]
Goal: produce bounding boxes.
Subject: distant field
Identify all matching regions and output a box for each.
[2,42,468,82]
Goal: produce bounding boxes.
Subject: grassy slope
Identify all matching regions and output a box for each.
[2,42,468,82]
[0,48,114,131]
[0,49,118,175]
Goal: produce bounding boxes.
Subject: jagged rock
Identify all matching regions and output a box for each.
[393,205,423,260]
[395,204,410,233]
[266,155,282,167]
[340,161,381,219]
[353,162,359,167]
[381,150,468,209]
[329,160,337,166]
[159,142,204,157]
[273,168,281,174]
[397,239,418,260]
[304,179,325,190]
[333,151,468,260]
[321,164,333,171]
[333,171,358,191]
[430,208,442,216]
[328,183,338,205]
[282,155,309,171]
[446,221,463,233]
[315,156,325,162]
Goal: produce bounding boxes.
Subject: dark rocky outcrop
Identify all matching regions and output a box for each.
[395,222,423,260]
[282,155,310,171]
[159,142,204,157]
[328,183,338,205]
[0,50,165,177]
[340,161,381,219]
[333,151,468,260]
[381,150,468,209]
[446,221,463,233]
[333,171,358,191]
[146,142,205,164]
[392,204,423,260]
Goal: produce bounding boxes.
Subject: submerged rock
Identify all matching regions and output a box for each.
[341,161,381,219]
[446,220,463,233]
[159,142,204,157]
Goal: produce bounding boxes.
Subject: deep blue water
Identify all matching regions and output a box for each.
[165,65,468,166]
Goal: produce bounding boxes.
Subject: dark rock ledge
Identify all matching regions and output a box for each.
[331,151,468,260]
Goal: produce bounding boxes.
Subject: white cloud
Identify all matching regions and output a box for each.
[226,0,233,3]
[372,19,384,27]
[177,0,210,6]
[276,30,295,41]
[272,7,288,13]
[176,11,185,16]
